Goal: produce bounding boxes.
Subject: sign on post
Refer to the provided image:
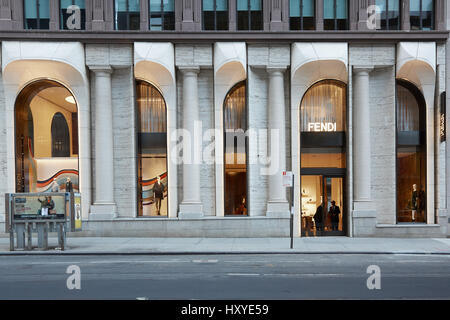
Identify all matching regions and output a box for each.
[283,171,294,187]
[283,171,295,249]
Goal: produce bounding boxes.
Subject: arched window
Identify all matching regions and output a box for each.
[51,112,70,157]
[396,80,426,223]
[300,80,347,236]
[15,80,79,193]
[137,80,168,217]
[224,82,247,215]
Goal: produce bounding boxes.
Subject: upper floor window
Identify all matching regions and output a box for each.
[237,0,263,30]
[24,0,50,29]
[115,0,140,30]
[324,0,348,30]
[410,0,434,30]
[150,0,175,31]
[290,0,315,30]
[60,0,86,30]
[203,0,229,30]
[376,0,400,30]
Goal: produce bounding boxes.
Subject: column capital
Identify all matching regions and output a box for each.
[266,66,288,75]
[89,65,113,74]
[353,66,374,74]
[178,66,200,74]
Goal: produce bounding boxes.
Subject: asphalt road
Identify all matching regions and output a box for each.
[0,254,449,300]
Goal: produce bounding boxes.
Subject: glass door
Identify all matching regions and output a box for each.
[301,175,345,236]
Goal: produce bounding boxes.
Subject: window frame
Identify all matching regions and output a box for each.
[24,0,50,30]
[410,0,435,31]
[323,0,348,31]
[60,0,86,30]
[114,0,141,31]
[202,0,229,30]
[149,0,175,31]
[289,0,316,31]
[236,0,263,31]
[376,0,400,31]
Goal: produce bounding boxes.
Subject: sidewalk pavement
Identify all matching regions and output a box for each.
[0,236,449,255]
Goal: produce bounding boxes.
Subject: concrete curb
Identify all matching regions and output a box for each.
[1,251,449,256]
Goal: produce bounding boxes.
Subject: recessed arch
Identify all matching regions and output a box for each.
[223,81,248,216]
[14,79,79,193]
[396,79,427,223]
[136,79,168,217]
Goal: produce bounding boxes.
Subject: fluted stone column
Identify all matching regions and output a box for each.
[90,66,117,219]
[266,67,290,218]
[179,67,203,218]
[353,66,374,212]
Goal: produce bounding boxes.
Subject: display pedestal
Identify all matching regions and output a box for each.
[266,201,290,218]
[178,202,203,219]
[90,204,117,220]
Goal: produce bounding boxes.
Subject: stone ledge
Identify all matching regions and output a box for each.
[376,224,441,228]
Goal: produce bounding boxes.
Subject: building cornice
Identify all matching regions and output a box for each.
[0,31,447,44]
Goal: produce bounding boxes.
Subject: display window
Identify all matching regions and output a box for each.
[300,80,347,236]
[396,80,426,223]
[137,80,168,217]
[15,80,79,193]
[224,82,248,216]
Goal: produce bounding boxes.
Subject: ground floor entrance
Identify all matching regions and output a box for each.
[301,174,346,237]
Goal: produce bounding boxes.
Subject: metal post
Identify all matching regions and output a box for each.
[9,228,14,251]
[26,223,32,250]
[290,174,294,249]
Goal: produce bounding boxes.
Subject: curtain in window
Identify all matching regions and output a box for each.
[397,84,420,132]
[301,80,346,132]
[224,83,246,130]
[137,82,167,133]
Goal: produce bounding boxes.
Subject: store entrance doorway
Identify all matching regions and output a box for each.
[301,174,345,237]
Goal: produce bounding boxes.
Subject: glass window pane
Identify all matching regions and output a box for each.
[163,0,174,11]
[129,0,140,11]
[203,0,214,11]
[303,0,314,17]
[150,0,161,11]
[389,0,399,11]
[60,0,72,8]
[410,0,420,11]
[25,0,38,19]
[324,0,334,19]
[217,0,228,10]
[290,0,300,17]
[336,0,347,19]
[39,0,50,19]
[422,0,433,11]
[250,0,261,10]
[237,0,248,11]
[115,0,127,11]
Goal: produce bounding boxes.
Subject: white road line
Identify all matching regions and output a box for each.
[192,259,219,264]
[227,273,260,276]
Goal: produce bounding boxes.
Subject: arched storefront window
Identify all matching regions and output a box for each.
[224,82,247,215]
[396,80,426,223]
[137,80,168,217]
[300,80,347,236]
[15,80,79,193]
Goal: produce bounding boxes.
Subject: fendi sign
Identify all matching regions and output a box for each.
[307,122,337,132]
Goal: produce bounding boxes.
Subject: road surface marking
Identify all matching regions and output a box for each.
[227,273,260,276]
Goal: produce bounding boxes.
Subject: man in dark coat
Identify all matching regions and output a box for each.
[153,176,165,215]
[329,200,341,231]
[65,178,73,193]
[314,203,324,232]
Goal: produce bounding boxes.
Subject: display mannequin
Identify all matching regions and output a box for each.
[153,176,165,215]
[411,184,418,222]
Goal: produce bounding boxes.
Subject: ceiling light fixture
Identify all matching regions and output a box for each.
[65,96,75,104]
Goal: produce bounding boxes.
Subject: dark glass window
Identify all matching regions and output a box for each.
[60,0,86,30]
[137,81,168,217]
[24,0,50,29]
[149,0,175,31]
[237,0,263,30]
[410,0,434,30]
[376,0,400,30]
[51,113,70,157]
[203,0,229,30]
[224,82,248,215]
[290,0,315,30]
[115,0,140,30]
[396,80,427,223]
[324,0,348,30]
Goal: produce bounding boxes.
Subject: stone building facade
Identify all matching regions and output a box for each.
[0,0,449,238]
